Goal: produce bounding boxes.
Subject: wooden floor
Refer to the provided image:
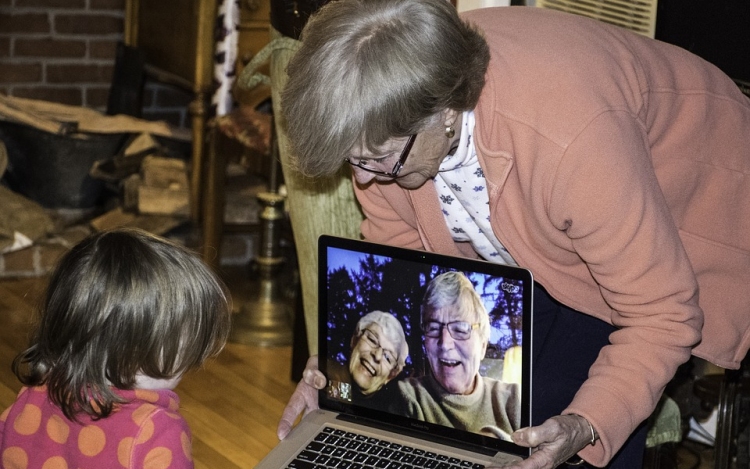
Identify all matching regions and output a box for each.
[0,273,298,469]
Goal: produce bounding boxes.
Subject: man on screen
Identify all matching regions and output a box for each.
[392,271,520,441]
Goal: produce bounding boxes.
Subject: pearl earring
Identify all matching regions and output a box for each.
[445,126,455,139]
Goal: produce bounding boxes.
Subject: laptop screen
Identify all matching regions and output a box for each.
[318,236,533,457]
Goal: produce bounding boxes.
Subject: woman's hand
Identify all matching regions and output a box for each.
[494,414,596,469]
[277,355,328,440]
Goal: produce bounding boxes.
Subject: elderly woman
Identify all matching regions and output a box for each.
[345,310,409,398]
[393,272,520,441]
[277,0,750,468]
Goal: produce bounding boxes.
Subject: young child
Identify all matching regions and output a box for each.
[0,228,232,468]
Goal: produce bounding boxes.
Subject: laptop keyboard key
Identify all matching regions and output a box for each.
[287,460,316,469]
[292,429,487,469]
[297,451,318,462]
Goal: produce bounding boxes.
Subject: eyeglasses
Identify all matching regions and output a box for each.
[422,321,480,341]
[361,328,396,366]
[345,134,417,178]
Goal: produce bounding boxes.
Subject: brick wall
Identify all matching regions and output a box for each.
[0,0,192,127]
[0,0,267,278]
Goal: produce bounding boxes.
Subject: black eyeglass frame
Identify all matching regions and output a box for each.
[345,134,417,178]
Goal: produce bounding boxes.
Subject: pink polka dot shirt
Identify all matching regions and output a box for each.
[0,386,193,468]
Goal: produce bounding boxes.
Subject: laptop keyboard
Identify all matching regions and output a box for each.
[285,426,486,469]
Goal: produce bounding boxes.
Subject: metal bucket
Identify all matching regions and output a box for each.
[0,120,129,208]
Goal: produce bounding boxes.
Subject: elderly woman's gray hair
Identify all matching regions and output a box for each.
[281,0,490,177]
[421,271,491,342]
[353,310,409,371]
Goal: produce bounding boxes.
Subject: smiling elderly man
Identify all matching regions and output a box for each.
[392,271,520,441]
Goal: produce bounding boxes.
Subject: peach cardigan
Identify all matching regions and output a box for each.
[354,7,750,466]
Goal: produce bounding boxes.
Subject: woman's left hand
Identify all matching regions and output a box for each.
[493,414,595,469]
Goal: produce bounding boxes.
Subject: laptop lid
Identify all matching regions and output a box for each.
[317,235,533,459]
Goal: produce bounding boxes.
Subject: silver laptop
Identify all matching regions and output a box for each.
[256,235,533,468]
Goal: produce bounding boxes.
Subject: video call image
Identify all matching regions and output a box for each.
[322,247,527,441]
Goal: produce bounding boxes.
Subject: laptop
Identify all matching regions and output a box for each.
[256,235,533,468]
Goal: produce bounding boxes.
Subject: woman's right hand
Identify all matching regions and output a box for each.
[277,355,328,440]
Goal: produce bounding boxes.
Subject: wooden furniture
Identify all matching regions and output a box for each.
[202,105,272,270]
[236,0,274,107]
[124,0,218,225]
[124,0,272,265]
[202,0,273,266]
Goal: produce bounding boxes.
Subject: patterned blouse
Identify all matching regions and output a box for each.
[435,111,517,266]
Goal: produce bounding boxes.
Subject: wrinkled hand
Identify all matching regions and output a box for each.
[493,414,595,469]
[276,355,328,440]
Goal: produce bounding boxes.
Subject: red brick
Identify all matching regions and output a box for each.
[54,13,123,35]
[0,38,9,58]
[15,38,86,58]
[16,0,86,7]
[0,13,51,34]
[12,86,83,106]
[89,40,118,60]
[47,64,114,84]
[0,62,43,83]
[90,0,125,10]
[85,85,110,108]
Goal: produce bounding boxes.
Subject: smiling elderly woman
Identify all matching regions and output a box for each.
[324,310,409,406]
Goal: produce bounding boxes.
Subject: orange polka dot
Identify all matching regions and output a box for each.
[136,418,155,444]
[135,390,159,403]
[78,425,106,457]
[2,447,29,468]
[46,414,70,444]
[180,431,192,460]
[0,406,10,423]
[13,404,42,435]
[131,404,156,426]
[41,456,68,469]
[118,437,135,468]
[165,411,181,420]
[143,447,172,469]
